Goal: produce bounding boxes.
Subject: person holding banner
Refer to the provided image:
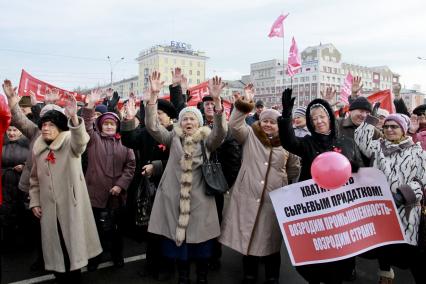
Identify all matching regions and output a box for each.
[277,89,363,284]
[219,84,300,284]
[355,112,426,283]
[29,93,102,283]
[145,72,227,284]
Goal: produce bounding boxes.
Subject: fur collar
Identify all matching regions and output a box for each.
[251,121,281,147]
[234,98,255,114]
[33,131,70,156]
[174,124,211,142]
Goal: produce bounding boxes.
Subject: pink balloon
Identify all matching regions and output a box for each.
[311,151,352,190]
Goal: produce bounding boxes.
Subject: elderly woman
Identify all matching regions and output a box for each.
[277,89,363,284]
[29,93,102,283]
[219,84,300,284]
[145,72,227,284]
[355,113,426,284]
[81,89,136,270]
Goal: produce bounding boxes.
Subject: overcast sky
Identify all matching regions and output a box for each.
[1,0,425,92]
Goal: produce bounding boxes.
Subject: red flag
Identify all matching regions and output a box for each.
[287,37,301,77]
[340,73,353,105]
[18,69,86,105]
[268,14,289,38]
[335,90,394,116]
[0,92,11,205]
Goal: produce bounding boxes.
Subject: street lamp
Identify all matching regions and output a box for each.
[417,56,426,61]
[107,56,125,88]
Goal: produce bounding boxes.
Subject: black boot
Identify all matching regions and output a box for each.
[263,252,281,284]
[177,260,190,284]
[242,255,259,284]
[196,259,208,284]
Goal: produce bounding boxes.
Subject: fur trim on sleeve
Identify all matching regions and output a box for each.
[234,99,255,114]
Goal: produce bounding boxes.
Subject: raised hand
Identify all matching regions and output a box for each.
[29,90,38,106]
[351,76,363,97]
[172,67,183,86]
[243,83,255,102]
[45,88,60,104]
[86,89,102,109]
[181,75,188,94]
[105,88,114,99]
[2,79,19,108]
[409,114,419,134]
[281,88,295,118]
[124,97,137,120]
[63,92,78,125]
[320,87,336,105]
[208,76,226,101]
[393,83,402,98]
[149,71,164,104]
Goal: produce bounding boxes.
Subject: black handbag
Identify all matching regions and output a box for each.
[135,175,157,227]
[98,197,121,233]
[200,142,229,196]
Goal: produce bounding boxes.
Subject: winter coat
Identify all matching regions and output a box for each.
[293,126,311,138]
[355,117,426,245]
[219,99,300,256]
[337,116,382,166]
[29,118,102,272]
[145,103,227,245]
[245,113,259,126]
[1,137,29,225]
[82,108,136,208]
[9,103,41,193]
[278,99,364,182]
[411,130,426,151]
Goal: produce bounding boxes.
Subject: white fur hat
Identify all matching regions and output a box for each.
[178,106,204,126]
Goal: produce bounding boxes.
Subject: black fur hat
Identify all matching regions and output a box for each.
[38,110,69,131]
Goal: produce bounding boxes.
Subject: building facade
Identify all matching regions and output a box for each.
[136,41,208,94]
[111,76,141,99]
[250,43,400,108]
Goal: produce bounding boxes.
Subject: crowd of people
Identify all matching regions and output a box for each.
[1,68,425,284]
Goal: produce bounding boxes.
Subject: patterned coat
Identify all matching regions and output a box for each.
[355,118,426,245]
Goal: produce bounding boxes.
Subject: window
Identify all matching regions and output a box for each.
[313,75,317,81]
[197,71,200,76]
[323,66,327,72]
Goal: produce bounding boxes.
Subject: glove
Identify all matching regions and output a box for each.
[371,102,381,117]
[281,88,295,118]
[392,191,405,207]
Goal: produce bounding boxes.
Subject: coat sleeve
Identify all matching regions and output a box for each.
[277,116,308,158]
[68,117,90,157]
[145,103,173,147]
[206,111,228,152]
[120,119,145,150]
[169,84,186,114]
[286,152,301,182]
[114,148,136,191]
[29,153,40,209]
[151,159,164,179]
[354,116,379,159]
[10,103,39,140]
[229,99,255,145]
[81,107,98,146]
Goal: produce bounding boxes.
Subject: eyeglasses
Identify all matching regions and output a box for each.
[383,125,400,130]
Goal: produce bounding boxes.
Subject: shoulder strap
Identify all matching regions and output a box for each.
[200,141,208,162]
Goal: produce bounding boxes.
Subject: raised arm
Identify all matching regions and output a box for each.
[169,67,187,113]
[64,93,89,156]
[145,71,173,147]
[278,88,308,157]
[229,84,255,144]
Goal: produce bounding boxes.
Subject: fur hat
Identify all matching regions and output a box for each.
[349,97,372,112]
[96,112,120,132]
[18,96,32,108]
[40,104,65,118]
[158,99,177,119]
[384,113,410,134]
[178,106,203,126]
[259,109,280,122]
[377,108,389,118]
[38,110,69,131]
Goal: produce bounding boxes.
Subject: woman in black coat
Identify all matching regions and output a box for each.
[278,89,363,284]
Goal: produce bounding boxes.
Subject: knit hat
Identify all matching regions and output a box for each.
[38,110,69,131]
[94,104,108,115]
[412,104,426,116]
[259,109,281,122]
[40,104,65,118]
[377,108,389,118]
[293,106,306,118]
[349,97,372,112]
[255,100,264,107]
[18,96,32,108]
[178,106,204,126]
[158,99,177,119]
[202,95,213,102]
[384,113,410,134]
[96,112,120,132]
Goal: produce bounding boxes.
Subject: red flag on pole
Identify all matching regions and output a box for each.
[268,14,289,38]
[287,37,301,77]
